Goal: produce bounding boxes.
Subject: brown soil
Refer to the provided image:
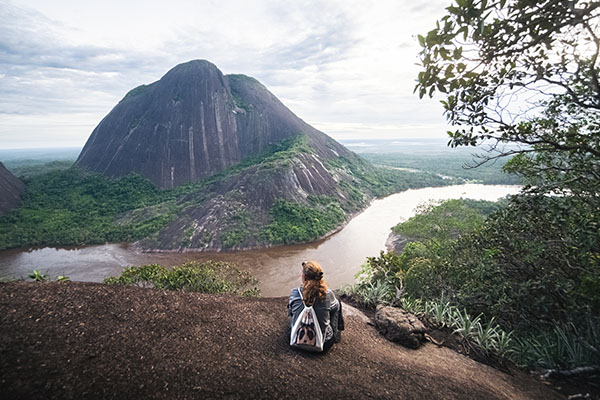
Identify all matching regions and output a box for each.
[0,282,565,400]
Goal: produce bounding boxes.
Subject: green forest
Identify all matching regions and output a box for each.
[348,197,599,370]
[0,160,456,251]
[0,168,178,250]
[361,152,521,185]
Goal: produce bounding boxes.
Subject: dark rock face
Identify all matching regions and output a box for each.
[374,305,427,349]
[76,60,348,188]
[0,162,24,216]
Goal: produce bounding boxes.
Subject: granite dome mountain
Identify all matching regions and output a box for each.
[76,60,350,189]
[75,60,408,251]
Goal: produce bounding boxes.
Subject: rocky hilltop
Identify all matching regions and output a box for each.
[75,60,400,251]
[0,282,562,399]
[0,162,24,216]
[76,60,350,189]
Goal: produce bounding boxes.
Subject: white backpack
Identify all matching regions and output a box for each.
[290,287,324,352]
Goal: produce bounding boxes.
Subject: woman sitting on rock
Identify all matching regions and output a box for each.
[288,261,344,352]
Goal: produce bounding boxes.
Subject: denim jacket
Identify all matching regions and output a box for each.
[288,287,344,343]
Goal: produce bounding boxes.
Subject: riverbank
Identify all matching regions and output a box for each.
[0,281,561,399]
[0,185,522,296]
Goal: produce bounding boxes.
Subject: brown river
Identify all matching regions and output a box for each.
[0,184,520,296]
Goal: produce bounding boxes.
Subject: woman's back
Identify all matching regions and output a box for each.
[288,260,344,351]
[288,287,339,343]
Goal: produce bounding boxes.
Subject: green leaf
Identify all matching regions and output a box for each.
[453,47,463,60]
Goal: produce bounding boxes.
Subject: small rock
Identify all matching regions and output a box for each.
[374,305,427,349]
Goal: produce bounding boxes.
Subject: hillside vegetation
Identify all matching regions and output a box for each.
[348,197,599,372]
[104,261,260,296]
[361,153,520,185]
[351,0,599,378]
[0,139,453,251]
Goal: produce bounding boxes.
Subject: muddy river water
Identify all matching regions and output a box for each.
[0,184,520,296]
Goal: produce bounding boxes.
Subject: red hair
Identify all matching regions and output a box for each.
[302,261,327,307]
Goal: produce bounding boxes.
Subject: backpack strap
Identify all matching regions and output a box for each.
[297,287,304,303]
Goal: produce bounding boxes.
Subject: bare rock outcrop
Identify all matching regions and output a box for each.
[385,232,409,254]
[0,282,563,399]
[0,162,24,216]
[374,304,427,349]
[75,60,351,189]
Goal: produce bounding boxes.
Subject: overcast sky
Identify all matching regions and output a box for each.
[0,0,452,149]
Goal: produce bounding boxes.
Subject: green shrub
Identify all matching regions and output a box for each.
[338,281,395,309]
[104,261,260,296]
[511,322,600,369]
[356,281,395,308]
[260,199,345,244]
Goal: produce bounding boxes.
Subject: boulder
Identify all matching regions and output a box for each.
[374,304,426,349]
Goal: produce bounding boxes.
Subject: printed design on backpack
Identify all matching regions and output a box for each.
[296,309,317,346]
[290,287,324,352]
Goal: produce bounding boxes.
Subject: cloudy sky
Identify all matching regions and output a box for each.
[0,0,451,149]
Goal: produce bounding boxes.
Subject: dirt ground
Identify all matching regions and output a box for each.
[0,281,566,399]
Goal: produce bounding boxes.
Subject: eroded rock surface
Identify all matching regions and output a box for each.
[75,60,351,189]
[374,304,427,349]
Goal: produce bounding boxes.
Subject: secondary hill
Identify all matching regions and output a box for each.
[0,162,24,216]
[0,282,561,400]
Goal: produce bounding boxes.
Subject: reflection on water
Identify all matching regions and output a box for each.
[0,184,521,296]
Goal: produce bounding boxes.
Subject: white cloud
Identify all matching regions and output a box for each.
[0,0,452,149]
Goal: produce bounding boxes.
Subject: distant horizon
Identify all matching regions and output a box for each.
[0,137,452,151]
[0,138,481,162]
